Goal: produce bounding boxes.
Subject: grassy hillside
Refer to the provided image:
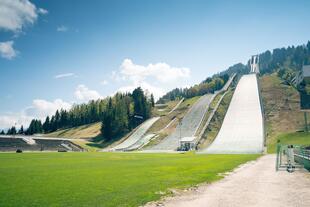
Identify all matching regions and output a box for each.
[0,152,259,207]
[45,122,102,139]
[259,73,308,152]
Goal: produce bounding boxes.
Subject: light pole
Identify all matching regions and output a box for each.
[304,112,308,132]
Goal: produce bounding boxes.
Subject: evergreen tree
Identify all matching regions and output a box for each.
[101,98,113,140]
[150,94,155,107]
[0,130,4,135]
[43,116,50,133]
[18,125,24,134]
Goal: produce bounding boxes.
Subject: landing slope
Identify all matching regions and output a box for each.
[149,94,215,150]
[112,117,160,151]
[204,74,264,153]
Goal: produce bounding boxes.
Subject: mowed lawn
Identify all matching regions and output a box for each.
[0,152,259,207]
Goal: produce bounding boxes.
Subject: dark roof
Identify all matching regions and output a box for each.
[303,65,310,77]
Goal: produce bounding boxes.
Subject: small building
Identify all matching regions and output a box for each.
[298,65,310,111]
[302,65,310,83]
[179,137,196,151]
[294,65,310,85]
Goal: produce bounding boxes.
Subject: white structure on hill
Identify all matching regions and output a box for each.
[250,55,260,73]
[202,74,264,154]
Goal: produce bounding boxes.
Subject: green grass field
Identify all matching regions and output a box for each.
[268,132,310,153]
[0,152,259,207]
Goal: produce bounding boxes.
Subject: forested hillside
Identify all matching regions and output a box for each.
[258,41,310,75]
[6,87,153,141]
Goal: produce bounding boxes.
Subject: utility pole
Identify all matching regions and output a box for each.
[304,112,308,132]
[179,120,182,139]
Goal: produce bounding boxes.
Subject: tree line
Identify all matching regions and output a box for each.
[4,87,152,141]
[157,74,230,104]
[258,41,310,75]
[101,87,152,140]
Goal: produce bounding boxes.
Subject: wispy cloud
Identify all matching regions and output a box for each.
[100,80,108,85]
[57,25,68,32]
[54,73,75,79]
[0,41,18,59]
[38,8,48,15]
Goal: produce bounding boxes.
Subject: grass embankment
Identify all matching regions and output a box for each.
[0,152,259,207]
[153,100,181,117]
[145,96,201,147]
[268,132,310,153]
[198,89,234,149]
[44,122,108,151]
[45,122,102,139]
[260,74,306,152]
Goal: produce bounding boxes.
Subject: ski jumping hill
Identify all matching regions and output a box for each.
[203,74,264,154]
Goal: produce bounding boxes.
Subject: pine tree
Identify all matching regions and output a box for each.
[43,116,50,133]
[18,125,24,134]
[150,94,155,107]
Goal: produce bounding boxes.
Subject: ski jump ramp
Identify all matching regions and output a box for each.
[148,94,215,151]
[112,117,160,151]
[203,74,264,154]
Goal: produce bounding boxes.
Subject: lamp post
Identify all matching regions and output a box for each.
[304,112,308,132]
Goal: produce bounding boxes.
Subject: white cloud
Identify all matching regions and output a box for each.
[117,81,164,100]
[57,25,68,32]
[54,73,75,79]
[74,84,102,102]
[0,0,47,32]
[0,99,71,129]
[0,41,17,59]
[0,114,32,130]
[119,58,190,83]
[100,80,108,85]
[25,99,71,119]
[113,59,191,100]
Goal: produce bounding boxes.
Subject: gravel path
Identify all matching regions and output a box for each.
[145,155,310,207]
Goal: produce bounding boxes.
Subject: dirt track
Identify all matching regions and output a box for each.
[145,155,310,207]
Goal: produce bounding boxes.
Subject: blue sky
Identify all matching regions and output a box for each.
[0,0,310,129]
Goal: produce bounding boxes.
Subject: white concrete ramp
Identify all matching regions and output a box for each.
[112,117,160,151]
[203,74,264,154]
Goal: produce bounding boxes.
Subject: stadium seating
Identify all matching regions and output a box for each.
[0,137,83,152]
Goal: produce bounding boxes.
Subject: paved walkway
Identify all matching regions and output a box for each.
[145,155,310,207]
